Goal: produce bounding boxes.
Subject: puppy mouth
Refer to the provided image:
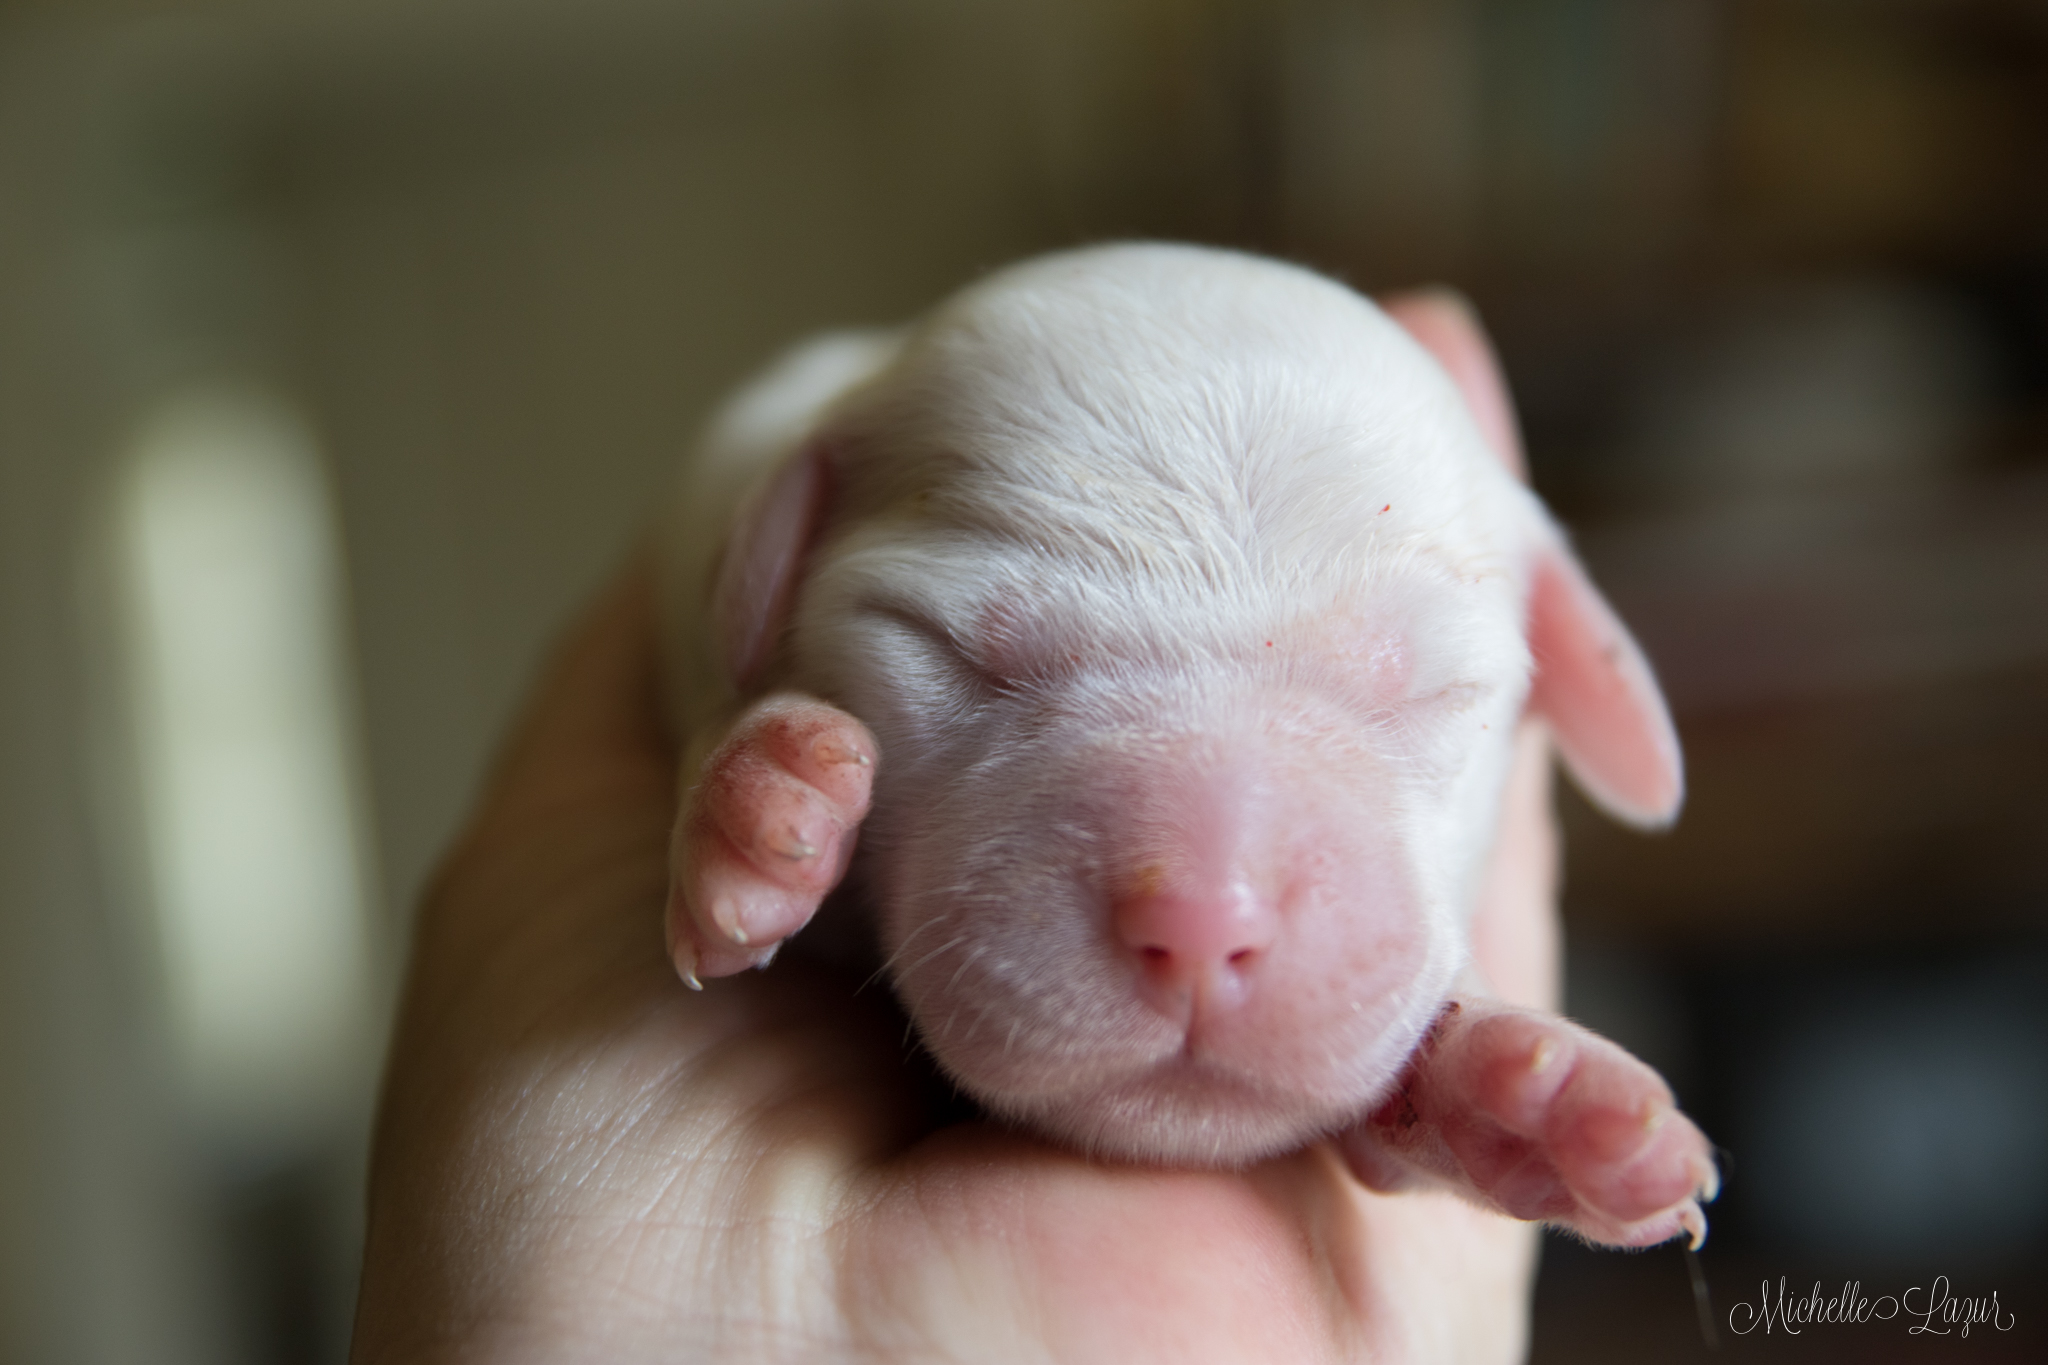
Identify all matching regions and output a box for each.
[1039,1059,1359,1166]
[970,1046,1369,1167]
[913,963,1406,1149]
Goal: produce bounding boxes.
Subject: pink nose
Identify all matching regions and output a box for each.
[1113,878,1278,1016]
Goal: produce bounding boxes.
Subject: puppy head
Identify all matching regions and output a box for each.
[719,246,1679,1162]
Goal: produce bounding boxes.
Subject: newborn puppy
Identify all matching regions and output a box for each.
[659,244,1715,1248]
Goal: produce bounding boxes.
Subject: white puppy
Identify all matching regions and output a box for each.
[660,244,1714,1248]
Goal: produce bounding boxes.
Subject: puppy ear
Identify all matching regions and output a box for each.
[1527,541,1685,828]
[1382,287,1682,828]
[712,440,831,690]
[1379,289,1525,482]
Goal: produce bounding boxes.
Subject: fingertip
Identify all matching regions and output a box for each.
[710,894,750,946]
[500,553,672,783]
[674,937,705,991]
[1679,1200,1708,1251]
[1693,1151,1722,1204]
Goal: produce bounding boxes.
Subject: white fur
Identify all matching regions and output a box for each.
[664,245,1559,1164]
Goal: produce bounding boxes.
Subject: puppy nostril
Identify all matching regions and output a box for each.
[1113,877,1279,1012]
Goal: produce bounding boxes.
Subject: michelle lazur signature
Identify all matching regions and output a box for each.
[1729,1276,2017,1338]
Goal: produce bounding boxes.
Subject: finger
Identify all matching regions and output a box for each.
[421,550,676,961]
[481,546,674,817]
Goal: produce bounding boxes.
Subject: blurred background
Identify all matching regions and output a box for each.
[2,0,2044,1360]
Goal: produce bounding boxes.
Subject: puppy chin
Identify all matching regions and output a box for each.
[986,1062,1378,1169]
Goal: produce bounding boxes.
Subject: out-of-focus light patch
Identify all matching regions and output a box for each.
[115,385,373,1149]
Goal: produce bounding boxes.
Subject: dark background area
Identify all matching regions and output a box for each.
[3,1,2043,1360]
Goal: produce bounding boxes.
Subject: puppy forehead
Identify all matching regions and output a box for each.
[830,245,1506,550]
[938,243,1390,360]
[813,244,1531,671]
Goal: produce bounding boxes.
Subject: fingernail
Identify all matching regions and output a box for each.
[1694,1154,1721,1203]
[1529,1038,1558,1074]
[1641,1100,1668,1133]
[711,896,748,945]
[1678,1201,1708,1251]
[814,737,871,768]
[754,943,781,971]
[677,940,704,992]
[776,830,819,861]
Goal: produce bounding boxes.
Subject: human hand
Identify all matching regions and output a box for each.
[349,544,1556,1363]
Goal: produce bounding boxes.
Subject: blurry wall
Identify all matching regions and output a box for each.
[3,1,2045,1361]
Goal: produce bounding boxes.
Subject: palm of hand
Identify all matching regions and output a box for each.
[350,564,1552,1364]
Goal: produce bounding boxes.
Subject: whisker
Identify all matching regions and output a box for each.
[944,942,988,995]
[864,914,950,990]
[897,930,973,982]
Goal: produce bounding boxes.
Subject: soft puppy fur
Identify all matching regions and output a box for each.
[660,244,1712,1248]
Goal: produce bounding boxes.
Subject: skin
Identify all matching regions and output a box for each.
[354,290,1707,1361]
[352,553,1557,1364]
[664,274,1713,1248]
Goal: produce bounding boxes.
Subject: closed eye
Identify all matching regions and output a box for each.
[1361,681,1502,780]
[1411,681,1494,715]
[1352,680,1492,727]
[862,602,1012,696]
